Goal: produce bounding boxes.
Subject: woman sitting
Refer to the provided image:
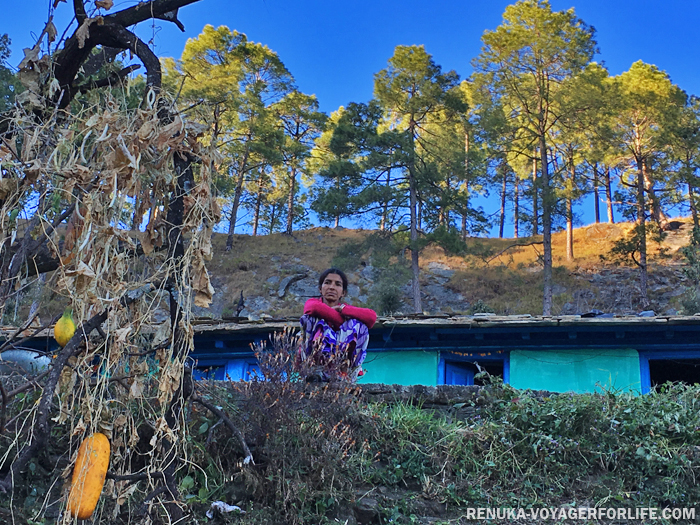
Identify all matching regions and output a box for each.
[299,268,377,381]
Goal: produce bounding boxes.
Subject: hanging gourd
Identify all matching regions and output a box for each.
[66,432,110,519]
[54,307,76,348]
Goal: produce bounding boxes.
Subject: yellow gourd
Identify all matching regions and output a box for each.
[54,308,76,348]
[66,433,110,519]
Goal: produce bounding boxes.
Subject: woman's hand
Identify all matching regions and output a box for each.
[332,304,346,314]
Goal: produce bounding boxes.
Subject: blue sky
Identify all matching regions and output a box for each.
[7,0,700,113]
[4,0,700,234]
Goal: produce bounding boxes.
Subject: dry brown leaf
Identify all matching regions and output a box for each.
[0,140,17,160]
[55,365,77,401]
[46,21,58,43]
[0,179,19,200]
[129,377,145,399]
[15,90,43,109]
[65,261,96,278]
[158,364,182,406]
[136,118,158,141]
[71,418,87,438]
[137,229,154,255]
[152,322,171,346]
[199,224,214,260]
[76,18,97,49]
[18,44,40,69]
[63,211,84,253]
[184,121,208,137]
[193,261,215,308]
[95,0,113,9]
[156,115,184,148]
[116,482,138,506]
[64,261,97,294]
[128,419,140,447]
[113,414,128,428]
[63,164,92,182]
[114,327,131,344]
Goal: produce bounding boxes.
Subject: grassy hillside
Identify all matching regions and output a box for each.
[1,219,694,327]
[206,219,694,318]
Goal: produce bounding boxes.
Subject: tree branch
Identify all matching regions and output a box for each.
[73,0,87,24]
[192,396,254,465]
[75,65,141,95]
[486,240,544,264]
[106,0,200,29]
[106,471,165,482]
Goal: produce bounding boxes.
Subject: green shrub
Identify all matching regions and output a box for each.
[370,281,404,315]
[468,299,494,314]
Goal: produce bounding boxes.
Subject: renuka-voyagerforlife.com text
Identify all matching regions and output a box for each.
[464,506,696,521]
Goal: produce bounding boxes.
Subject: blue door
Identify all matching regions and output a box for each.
[445,362,476,385]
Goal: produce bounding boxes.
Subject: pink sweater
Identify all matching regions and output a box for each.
[303,297,377,331]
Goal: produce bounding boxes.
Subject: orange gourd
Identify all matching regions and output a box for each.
[66,432,110,519]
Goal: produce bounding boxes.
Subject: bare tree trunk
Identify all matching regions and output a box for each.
[286,167,296,235]
[514,175,520,239]
[593,162,600,224]
[604,166,615,223]
[380,167,391,231]
[689,183,699,229]
[417,199,423,232]
[499,162,507,238]
[644,161,668,226]
[252,169,264,236]
[566,198,574,261]
[540,138,552,316]
[335,173,341,228]
[226,141,251,251]
[268,204,278,235]
[409,122,422,313]
[566,156,575,261]
[225,203,237,249]
[461,180,470,241]
[438,178,450,227]
[637,156,649,307]
[462,129,470,241]
[532,150,539,236]
[444,177,451,226]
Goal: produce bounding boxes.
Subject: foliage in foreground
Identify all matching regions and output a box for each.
[180,379,700,524]
[3,370,700,524]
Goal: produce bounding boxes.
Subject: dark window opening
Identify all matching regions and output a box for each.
[192,358,261,382]
[444,361,504,386]
[649,358,700,388]
[193,364,225,381]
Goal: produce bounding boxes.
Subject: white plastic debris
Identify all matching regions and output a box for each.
[206,501,246,519]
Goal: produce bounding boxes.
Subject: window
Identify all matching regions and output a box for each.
[193,361,226,381]
[193,358,260,381]
[639,350,700,394]
[649,358,700,388]
[439,351,509,386]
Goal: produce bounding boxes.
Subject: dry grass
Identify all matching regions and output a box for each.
[199,219,692,317]
[13,219,689,322]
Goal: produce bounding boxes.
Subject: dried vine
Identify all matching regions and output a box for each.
[0,1,235,522]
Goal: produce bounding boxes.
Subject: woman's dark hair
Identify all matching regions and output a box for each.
[318,268,348,292]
